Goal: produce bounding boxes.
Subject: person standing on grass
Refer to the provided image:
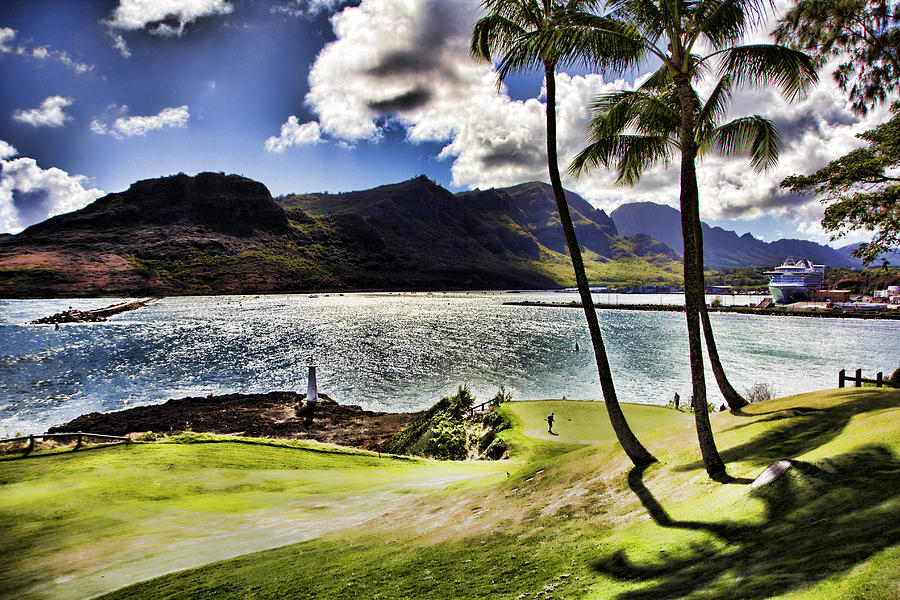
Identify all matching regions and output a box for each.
[547,412,554,434]
[674,392,680,410]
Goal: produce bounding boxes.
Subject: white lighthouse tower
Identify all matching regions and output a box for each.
[306,354,319,403]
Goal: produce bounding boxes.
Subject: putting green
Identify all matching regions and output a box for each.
[506,399,689,444]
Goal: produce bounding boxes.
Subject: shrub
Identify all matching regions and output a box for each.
[710,296,723,307]
[746,383,775,403]
[489,385,512,407]
[382,385,509,460]
[890,368,900,388]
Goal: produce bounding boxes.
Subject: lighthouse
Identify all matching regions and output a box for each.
[306,354,319,403]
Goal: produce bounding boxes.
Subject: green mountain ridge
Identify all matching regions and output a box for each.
[0,172,682,297]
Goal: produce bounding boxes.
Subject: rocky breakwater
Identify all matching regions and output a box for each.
[31,299,157,324]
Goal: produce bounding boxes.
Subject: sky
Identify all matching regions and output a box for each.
[0,0,893,246]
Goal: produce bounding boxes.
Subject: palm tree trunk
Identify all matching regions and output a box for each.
[675,76,725,478]
[544,63,655,467]
[700,306,748,409]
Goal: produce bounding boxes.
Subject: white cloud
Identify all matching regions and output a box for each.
[105,0,235,36]
[27,44,92,73]
[0,27,15,53]
[265,116,322,152]
[302,0,621,190]
[0,140,17,160]
[92,105,190,138]
[12,96,74,128]
[89,119,109,135]
[110,33,132,58]
[0,144,104,233]
[1,28,92,72]
[270,1,350,18]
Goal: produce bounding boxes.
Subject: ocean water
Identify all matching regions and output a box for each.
[1,292,897,436]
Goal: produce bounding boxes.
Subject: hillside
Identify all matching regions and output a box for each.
[0,173,681,297]
[610,201,866,270]
[1,388,896,599]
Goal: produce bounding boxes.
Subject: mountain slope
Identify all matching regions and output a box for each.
[0,173,681,297]
[610,201,865,269]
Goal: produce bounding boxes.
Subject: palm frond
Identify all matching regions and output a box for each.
[692,0,772,50]
[696,75,732,134]
[719,44,819,100]
[471,14,526,64]
[569,134,674,183]
[539,12,646,71]
[712,115,782,170]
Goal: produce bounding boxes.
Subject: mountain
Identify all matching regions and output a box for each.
[610,201,865,270]
[0,173,681,297]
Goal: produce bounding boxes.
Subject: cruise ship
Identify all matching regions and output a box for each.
[765,259,825,303]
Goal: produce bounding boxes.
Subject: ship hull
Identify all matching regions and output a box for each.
[769,284,811,304]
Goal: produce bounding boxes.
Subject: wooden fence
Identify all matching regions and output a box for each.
[838,369,891,388]
[0,432,130,457]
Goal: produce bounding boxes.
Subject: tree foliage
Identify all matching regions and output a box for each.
[773,0,900,115]
[782,101,900,264]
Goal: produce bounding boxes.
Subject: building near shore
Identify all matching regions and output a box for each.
[811,289,852,302]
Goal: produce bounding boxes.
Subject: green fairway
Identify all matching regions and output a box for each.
[2,388,898,600]
[506,400,688,444]
[0,436,503,600]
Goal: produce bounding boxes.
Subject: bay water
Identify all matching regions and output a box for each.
[1,292,897,437]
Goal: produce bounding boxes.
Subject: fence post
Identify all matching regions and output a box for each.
[855,369,862,387]
[876,372,883,387]
[25,435,35,456]
[838,369,845,388]
[75,433,82,450]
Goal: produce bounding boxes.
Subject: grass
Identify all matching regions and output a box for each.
[1,389,897,600]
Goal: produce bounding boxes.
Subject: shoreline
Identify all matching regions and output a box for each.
[503,300,900,319]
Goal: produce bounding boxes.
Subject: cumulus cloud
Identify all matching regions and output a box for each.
[12,96,74,128]
[91,105,190,138]
[265,116,322,152]
[104,0,235,36]
[301,0,622,188]
[0,143,104,233]
[0,140,16,160]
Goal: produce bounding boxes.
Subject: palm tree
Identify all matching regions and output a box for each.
[471,0,656,467]
[569,0,817,477]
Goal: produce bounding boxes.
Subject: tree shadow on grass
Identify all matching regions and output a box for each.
[677,390,899,471]
[593,446,900,599]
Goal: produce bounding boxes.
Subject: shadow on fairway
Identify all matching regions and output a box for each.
[677,390,899,470]
[592,446,900,599]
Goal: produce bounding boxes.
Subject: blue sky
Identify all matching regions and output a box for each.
[0,0,890,246]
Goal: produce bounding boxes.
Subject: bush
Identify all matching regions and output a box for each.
[382,385,510,460]
[489,385,512,407]
[890,368,900,388]
[746,383,775,403]
[710,296,723,307]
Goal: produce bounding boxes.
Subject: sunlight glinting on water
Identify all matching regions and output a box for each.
[1,292,898,436]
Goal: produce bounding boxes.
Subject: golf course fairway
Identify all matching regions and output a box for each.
[1,389,897,599]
